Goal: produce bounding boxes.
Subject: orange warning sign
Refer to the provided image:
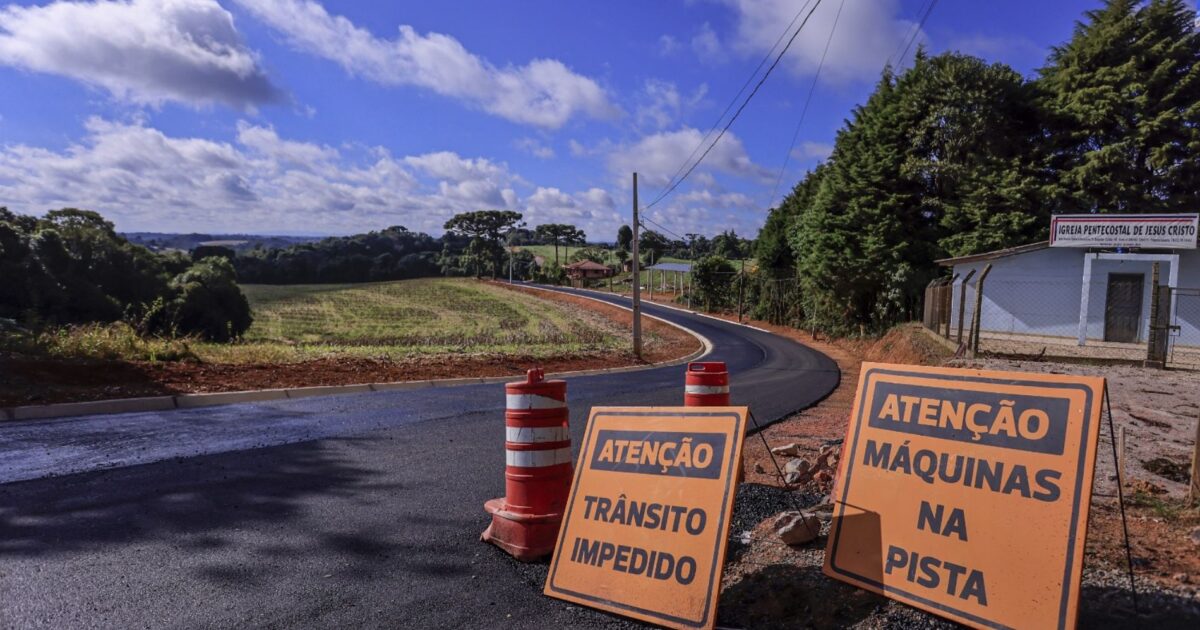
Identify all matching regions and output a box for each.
[823,363,1105,630]
[544,406,747,630]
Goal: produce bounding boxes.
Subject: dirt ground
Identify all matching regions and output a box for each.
[721,318,1199,628]
[0,284,700,407]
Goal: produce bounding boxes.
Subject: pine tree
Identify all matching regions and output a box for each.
[895,52,1045,257]
[1038,0,1200,213]
[792,69,928,332]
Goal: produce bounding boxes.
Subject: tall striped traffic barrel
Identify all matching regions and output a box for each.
[684,361,730,406]
[482,368,572,561]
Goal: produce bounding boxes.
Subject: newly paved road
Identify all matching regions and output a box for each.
[0,287,838,629]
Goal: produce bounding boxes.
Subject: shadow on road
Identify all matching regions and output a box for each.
[0,436,392,560]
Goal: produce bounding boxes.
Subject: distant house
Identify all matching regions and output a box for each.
[564,259,613,281]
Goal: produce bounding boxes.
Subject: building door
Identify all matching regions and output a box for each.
[1104,273,1144,343]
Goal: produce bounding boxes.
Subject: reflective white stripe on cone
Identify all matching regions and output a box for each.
[506,448,573,467]
[505,393,566,409]
[506,426,570,444]
[685,384,730,395]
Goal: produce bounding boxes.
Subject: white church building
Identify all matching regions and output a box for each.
[935,214,1200,359]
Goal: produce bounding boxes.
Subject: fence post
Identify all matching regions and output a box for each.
[1145,262,1162,368]
[970,264,993,357]
[956,269,977,344]
[1190,413,1199,505]
[943,274,959,338]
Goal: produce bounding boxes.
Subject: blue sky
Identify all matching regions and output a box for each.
[0,0,1148,239]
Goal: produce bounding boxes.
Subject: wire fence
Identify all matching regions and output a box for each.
[921,270,1200,369]
[1166,288,1200,369]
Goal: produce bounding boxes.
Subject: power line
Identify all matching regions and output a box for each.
[766,0,846,209]
[639,215,685,241]
[641,0,826,215]
[890,0,938,69]
[654,0,820,199]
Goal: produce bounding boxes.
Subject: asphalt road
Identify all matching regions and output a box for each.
[0,287,838,629]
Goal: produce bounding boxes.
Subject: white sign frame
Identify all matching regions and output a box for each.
[1050,214,1198,249]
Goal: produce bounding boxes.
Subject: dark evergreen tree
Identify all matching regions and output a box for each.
[1037,0,1200,214]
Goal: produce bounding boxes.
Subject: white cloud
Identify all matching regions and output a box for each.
[691,22,723,63]
[635,80,708,130]
[0,0,281,109]
[724,0,920,83]
[643,191,764,239]
[0,119,624,236]
[515,137,555,159]
[523,186,620,237]
[794,141,833,160]
[606,127,771,188]
[657,34,681,56]
[233,0,618,128]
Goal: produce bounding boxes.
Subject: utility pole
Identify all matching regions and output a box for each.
[738,258,746,323]
[631,173,643,358]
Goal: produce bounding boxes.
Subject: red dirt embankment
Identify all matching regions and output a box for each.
[0,283,700,407]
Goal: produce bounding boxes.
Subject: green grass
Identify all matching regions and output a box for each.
[516,244,621,265]
[194,278,627,363]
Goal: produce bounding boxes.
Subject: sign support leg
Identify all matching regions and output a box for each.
[1103,386,1139,614]
[747,409,819,540]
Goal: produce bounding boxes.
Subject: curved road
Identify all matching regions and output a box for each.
[0,288,838,628]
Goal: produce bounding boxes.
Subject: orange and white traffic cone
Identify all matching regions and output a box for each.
[684,360,744,480]
[481,368,572,561]
[684,361,730,406]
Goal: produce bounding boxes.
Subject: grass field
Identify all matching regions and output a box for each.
[193,278,627,363]
[515,244,619,265]
[516,244,695,267]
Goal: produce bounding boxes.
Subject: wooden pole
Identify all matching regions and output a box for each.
[970,264,993,357]
[631,173,642,358]
[1190,414,1199,505]
[1146,262,1162,367]
[957,269,977,343]
[1117,425,1127,489]
[738,258,746,323]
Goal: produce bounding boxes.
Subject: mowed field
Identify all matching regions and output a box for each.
[196,278,627,363]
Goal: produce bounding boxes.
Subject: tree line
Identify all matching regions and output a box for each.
[0,208,251,341]
[753,0,1200,334]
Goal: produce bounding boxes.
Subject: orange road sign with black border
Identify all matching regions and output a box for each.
[824,363,1105,630]
[544,406,747,630]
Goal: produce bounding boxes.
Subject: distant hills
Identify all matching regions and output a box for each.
[122,232,323,253]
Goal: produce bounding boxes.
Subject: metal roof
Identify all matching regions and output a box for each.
[935,241,1050,267]
[564,259,609,270]
[646,262,692,273]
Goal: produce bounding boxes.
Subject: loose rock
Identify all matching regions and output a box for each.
[784,470,812,485]
[771,442,803,457]
[784,458,811,476]
[774,511,822,546]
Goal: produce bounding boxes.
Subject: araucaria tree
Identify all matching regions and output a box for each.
[443,210,523,278]
[535,223,587,264]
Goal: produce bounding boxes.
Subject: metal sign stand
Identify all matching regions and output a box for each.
[1102,387,1139,614]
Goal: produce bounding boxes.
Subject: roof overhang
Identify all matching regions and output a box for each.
[935,241,1050,267]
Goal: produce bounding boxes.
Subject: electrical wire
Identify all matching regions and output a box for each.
[639,215,685,241]
[766,0,846,209]
[891,0,938,69]
[653,0,820,199]
[641,0,826,214]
